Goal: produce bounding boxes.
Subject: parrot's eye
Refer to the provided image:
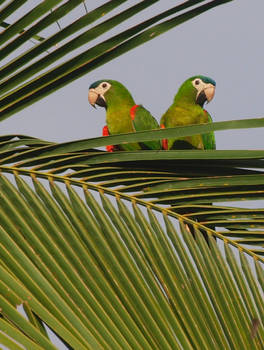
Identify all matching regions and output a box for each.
[195,79,200,85]
[102,83,107,88]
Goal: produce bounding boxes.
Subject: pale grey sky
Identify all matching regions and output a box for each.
[1,0,264,151]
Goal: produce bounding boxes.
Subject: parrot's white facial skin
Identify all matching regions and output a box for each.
[192,78,215,103]
[88,81,112,106]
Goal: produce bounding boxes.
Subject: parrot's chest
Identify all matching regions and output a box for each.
[165,106,208,150]
[106,109,134,135]
[166,106,207,127]
[106,106,140,151]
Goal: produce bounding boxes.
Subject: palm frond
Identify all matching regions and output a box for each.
[0,168,262,349]
[0,125,262,348]
[0,122,264,258]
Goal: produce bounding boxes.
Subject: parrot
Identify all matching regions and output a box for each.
[160,76,217,243]
[160,75,216,150]
[88,79,161,151]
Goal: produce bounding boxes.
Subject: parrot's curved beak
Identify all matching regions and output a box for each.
[196,84,215,106]
[88,89,107,108]
[204,84,215,103]
[88,89,98,108]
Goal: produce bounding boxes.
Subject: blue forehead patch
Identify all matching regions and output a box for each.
[198,75,216,86]
[89,80,107,89]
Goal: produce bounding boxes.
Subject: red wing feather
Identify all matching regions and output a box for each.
[102,125,115,152]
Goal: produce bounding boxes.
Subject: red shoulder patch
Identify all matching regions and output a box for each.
[102,125,115,152]
[130,105,139,120]
[203,109,208,115]
[161,124,168,150]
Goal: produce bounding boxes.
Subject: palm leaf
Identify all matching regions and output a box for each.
[0,121,262,347]
[0,121,264,257]
[0,167,262,348]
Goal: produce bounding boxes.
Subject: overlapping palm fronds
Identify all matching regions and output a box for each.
[0,120,263,348]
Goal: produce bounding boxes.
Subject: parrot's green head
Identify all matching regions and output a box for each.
[88,79,135,109]
[175,75,216,107]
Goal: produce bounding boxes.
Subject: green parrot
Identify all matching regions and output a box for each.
[160,75,216,150]
[88,79,161,151]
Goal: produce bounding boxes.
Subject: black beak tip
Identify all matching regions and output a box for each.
[96,95,107,108]
[196,90,207,107]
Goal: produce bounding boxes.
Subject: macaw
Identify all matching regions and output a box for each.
[160,75,216,150]
[88,79,161,151]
